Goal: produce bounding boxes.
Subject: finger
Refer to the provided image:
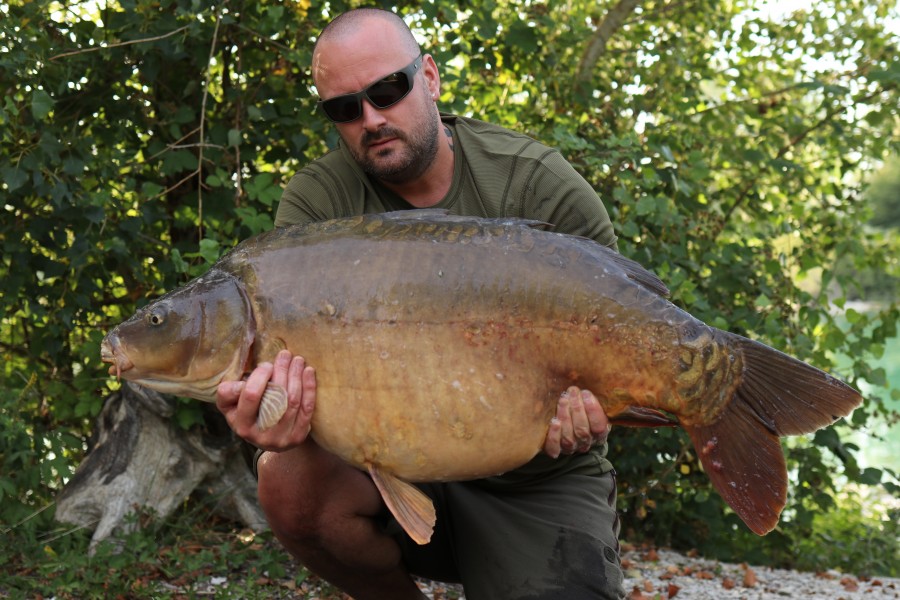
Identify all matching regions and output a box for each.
[582,390,611,444]
[569,388,593,452]
[300,365,316,416]
[233,362,274,431]
[284,365,316,445]
[270,349,293,390]
[285,355,305,409]
[215,380,243,411]
[544,417,562,459]
[556,389,576,454]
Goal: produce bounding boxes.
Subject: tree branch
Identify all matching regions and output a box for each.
[196,1,227,243]
[575,0,642,89]
[49,26,190,61]
[717,85,893,239]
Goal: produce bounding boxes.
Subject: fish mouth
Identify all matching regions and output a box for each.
[100,335,134,380]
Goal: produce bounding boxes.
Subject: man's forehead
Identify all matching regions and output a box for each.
[312,37,404,86]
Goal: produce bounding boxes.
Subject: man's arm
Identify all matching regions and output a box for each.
[524,149,618,249]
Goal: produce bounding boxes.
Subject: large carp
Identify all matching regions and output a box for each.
[101,210,862,544]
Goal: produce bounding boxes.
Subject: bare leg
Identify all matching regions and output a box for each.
[256,441,427,600]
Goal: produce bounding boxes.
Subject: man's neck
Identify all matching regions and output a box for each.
[380,125,455,208]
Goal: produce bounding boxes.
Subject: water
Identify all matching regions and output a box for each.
[847,326,900,474]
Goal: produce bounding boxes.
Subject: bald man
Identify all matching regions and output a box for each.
[217,8,625,600]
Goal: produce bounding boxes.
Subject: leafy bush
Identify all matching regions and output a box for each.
[790,487,900,578]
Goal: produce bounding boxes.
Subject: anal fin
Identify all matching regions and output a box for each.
[368,465,436,545]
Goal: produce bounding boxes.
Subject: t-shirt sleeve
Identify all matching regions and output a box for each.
[274,170,342,227]
[524,150,618,250]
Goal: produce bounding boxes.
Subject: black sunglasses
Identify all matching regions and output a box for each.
[317,55,423,123]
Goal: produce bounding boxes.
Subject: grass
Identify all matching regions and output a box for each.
[1,503,466,599]
[1,507,346,599]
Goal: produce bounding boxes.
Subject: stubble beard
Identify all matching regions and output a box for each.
[350,112,440,184]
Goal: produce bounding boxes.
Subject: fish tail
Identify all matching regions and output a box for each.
[682,333,862,535]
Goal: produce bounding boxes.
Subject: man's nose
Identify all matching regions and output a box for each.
[359,97,389,130]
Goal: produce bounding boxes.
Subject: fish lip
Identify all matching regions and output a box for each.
[100,335,134,380]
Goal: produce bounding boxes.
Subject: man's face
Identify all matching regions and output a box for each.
[313,28,440,183]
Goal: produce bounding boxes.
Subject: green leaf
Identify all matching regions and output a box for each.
[858,467,882,485]
[507,21,538,52]
[198,238,220,264]
[247,105,263,121]
[635,195,657,216]
[171,248,189,274]
[2,166,28,191]
[227,128,242,148]
[174,402,204,430]
[31,90,54,120]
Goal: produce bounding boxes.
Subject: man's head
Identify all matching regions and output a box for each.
[312,9,442,184]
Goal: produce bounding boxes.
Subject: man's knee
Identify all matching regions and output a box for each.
[255,445,385,542]
[256,450,320,539]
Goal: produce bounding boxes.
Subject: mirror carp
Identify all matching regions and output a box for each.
[101,210,863,544]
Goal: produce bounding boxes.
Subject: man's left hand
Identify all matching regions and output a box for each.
[544,386,610,458]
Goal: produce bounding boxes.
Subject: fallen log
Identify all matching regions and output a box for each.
[56,382,265,551]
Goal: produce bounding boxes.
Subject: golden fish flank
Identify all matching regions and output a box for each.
[101,210,862,545]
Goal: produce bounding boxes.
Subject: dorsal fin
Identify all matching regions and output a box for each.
[610,250,671,297]
[573,238,671,297]
[380,209,550,230]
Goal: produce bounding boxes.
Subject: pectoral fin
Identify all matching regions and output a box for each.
[256,383,288,430]
[367,465,436,545]
[609,406,678,428]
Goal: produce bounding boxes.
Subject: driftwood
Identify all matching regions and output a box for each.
[56,383,266,551]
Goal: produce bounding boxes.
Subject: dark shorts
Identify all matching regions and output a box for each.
[252,446,624,600]
[392,449,624,600]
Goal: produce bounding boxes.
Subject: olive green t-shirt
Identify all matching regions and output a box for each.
[275,114,618,250]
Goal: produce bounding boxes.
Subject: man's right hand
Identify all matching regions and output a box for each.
[216,349,317,452]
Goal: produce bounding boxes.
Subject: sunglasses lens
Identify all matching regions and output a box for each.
[319,56,420,123]
[321,95,362,123]
[367,73,411,108]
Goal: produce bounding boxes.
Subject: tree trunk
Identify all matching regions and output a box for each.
[56,383,266,552]
[575,0,642,89]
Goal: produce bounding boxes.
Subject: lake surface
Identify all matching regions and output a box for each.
[848,325,900,474]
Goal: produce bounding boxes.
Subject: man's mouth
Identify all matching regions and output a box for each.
[368,136,396,149]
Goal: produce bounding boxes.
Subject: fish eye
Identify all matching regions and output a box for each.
[147,310,166,326]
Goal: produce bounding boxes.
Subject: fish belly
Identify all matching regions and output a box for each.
[271,319,567,481]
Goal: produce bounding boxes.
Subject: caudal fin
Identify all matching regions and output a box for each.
[684,333,863,535]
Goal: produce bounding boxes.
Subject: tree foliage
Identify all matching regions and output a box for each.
[2,0,899,566]
[867,154,900,229]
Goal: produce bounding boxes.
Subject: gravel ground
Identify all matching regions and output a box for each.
[152,540,900,599]
[618,546,900,599]
[417,544,900,599]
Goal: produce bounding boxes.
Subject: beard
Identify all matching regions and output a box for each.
[348,111,440,184]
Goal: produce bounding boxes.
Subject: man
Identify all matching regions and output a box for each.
[217,8,625,600]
